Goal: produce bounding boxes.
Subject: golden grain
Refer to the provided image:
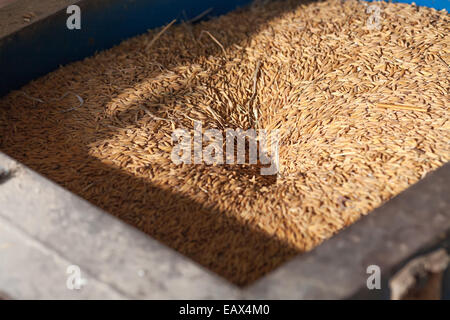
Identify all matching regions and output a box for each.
[0,0,449,285]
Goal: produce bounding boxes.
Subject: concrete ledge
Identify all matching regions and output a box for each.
[0,152,240,299]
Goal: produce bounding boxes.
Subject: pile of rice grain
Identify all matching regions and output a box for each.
[0,0,449,285]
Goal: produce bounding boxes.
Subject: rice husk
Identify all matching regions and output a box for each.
[0,0,449,285]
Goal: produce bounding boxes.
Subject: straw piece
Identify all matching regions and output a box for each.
[249,60,261,128]
[200,30,227,57]
[139,105,174,123]
[187,7,213,24]
[19,91,44,103]
[146,19,177,50]
[436,54,450,70]
[376,103,428,112]
[55,92,84,113]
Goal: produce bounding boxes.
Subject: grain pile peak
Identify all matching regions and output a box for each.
[0,0,449,285]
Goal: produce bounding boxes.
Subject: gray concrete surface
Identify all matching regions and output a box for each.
[0,152,241,299]
[0,0,80,38]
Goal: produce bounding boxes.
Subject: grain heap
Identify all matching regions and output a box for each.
[0,0,449,285]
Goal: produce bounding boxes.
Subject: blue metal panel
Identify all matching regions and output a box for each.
[0,0,447,97]
[0,0,253,97]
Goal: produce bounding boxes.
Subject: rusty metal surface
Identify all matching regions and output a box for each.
[245,162,450,299]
